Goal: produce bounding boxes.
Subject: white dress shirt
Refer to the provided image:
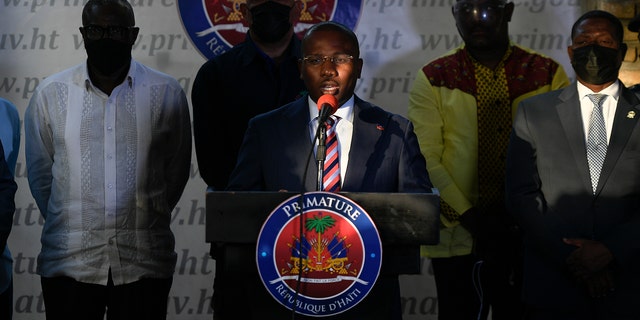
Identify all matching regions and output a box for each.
[25,60,192,286]
[577,80,620,144]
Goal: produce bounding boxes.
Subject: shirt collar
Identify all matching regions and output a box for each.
[577,80,621,101]
[83,59,136,92]
[464,42,514,68]
[308,95,355,123]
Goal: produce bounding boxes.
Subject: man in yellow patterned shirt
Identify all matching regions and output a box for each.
[408,1,569,319]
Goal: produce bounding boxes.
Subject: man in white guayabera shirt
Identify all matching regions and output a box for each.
[24,1,192,319]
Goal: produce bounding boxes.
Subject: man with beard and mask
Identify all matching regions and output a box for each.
[408,0,569,319]
[24,1,192,319]
[190,0,306,318]
[506,10,640,319]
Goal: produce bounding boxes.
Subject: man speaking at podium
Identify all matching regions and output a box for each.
[227,21,433,319]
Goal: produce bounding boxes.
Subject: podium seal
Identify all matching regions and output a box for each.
[256,191,382,317]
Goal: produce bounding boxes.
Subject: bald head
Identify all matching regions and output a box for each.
[302,21,360,59]
[82,0,135,26]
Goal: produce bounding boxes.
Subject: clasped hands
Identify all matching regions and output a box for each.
[563,238,614,298]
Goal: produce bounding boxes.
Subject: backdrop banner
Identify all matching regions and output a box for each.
[0,0,580,318]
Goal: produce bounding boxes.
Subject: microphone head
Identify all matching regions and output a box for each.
[317,94,338,114]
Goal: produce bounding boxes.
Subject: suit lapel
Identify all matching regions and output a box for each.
[556,85,593,192]
[280,97,318,192]
[342,97,385,190]
[596,87,640,194]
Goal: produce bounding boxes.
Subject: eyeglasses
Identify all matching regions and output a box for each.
[453,2,505,16]
[82,25,136,41]
[301,54,354,66]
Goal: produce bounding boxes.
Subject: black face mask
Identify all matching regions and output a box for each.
[85,39,132,75]
[249,1,292,43]
[571,44,621,85]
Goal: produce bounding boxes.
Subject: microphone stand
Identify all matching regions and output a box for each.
[291,97,337,320]
[292,113,329,319]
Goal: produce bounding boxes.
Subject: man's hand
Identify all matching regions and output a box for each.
[582,268,615,298]
[563,238,614,291]
[563,238,613,278]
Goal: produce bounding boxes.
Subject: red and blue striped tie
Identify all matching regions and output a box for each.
[323,116,341,192]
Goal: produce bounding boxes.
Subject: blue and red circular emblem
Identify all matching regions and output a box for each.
[256,192,382,317]
[177,0,363,60]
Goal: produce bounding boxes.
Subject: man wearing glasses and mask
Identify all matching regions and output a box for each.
[24,1,192,319]
[191,0,306,318]
[408,0,569,319]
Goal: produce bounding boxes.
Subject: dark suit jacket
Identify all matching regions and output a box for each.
[228,94,431,193]
[226,94,433,319]
[506,82,640,316]
[191,34,305,190]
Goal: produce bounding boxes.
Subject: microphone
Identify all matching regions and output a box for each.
[317,94,338,126]
[314,94,338,191]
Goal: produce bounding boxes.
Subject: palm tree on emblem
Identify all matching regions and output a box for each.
[306,214,335,271]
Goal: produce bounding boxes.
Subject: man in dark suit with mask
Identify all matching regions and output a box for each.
[507,10,640,319]
[192,0,306,191]
[191,0,307,318]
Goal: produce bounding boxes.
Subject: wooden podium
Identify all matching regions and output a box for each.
[205,190,440,275]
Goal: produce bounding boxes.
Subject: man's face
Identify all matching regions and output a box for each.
[242,0,298,25]
[245,0,295,9]
[567,17,625,86]
[299,29,363,106]
[79,3,139,76]
[80,3,137,45]
[569,17,620,54]
[241,0,300,43]
[452,0,512,49]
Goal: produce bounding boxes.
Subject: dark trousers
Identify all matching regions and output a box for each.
[0,279,12,320]
[432,254,525,320]
[525,306,594,320]
[431,255,483,320]
[477,258,524,320]
[524,300,640,320]
[524,304,612,320]
[41,273,172,320]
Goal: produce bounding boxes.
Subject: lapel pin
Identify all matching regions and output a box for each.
[376,124,384,131]
[627,111,636,119]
